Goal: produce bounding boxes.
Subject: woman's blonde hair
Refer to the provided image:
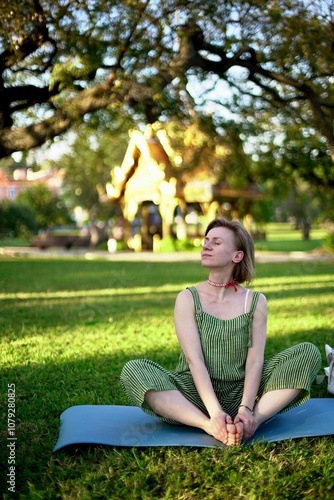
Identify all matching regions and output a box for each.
[205,218,255,284]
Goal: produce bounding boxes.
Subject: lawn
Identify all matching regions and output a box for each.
[0,221,329,254]
[0,256,333,499]
[253,223,327,252]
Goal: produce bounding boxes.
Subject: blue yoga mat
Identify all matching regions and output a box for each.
[53,398,334,452]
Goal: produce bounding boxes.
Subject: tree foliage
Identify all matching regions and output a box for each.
[16,183,73,228]
[0,200,37,237]
[0,0,333,192]
[55,122,130,219]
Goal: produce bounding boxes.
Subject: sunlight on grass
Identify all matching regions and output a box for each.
[253,222,327,252]
[1,272,333,301]
[0,283,184,301]
[254,274,334,286]
[264,223,326,241]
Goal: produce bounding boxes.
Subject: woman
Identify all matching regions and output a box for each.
[121,218,321,445]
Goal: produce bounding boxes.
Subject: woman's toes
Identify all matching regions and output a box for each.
[235,421,244,444]
[226,422,236,435]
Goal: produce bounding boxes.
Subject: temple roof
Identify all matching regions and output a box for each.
[101,124,265,205]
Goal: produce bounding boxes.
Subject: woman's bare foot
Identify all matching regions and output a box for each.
[235,421,244,444]
[226,422,244,446]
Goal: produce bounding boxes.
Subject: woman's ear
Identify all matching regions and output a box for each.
[232,250,244,263]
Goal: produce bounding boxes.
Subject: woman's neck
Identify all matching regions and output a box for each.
[207,276,238,292]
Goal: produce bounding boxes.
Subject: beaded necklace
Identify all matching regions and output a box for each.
[207,279,238,292]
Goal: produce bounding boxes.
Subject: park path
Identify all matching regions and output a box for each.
[0,246,331,263]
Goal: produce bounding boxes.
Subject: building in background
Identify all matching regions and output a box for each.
[100,124,264,251]
[0,167,63,201]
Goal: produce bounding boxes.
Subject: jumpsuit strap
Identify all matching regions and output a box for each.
[186,286,203,316]
[247,291,261,347]
[249,291,261,315]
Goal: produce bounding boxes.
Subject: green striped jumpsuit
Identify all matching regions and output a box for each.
[120,287,321,424]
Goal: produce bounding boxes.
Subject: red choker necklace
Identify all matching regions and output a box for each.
[207,279,238,292]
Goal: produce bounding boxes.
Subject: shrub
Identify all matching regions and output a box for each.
[323,232,334,252]
[158,236,195,252]
[0,200,38,237]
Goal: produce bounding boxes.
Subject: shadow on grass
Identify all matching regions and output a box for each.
[0,347,180,494]
[0,259,206,293]
[2,323,332,499]
[1,282,333,345]
[1,343,330,493]
[2,258,332,294]
[255,239,324,252]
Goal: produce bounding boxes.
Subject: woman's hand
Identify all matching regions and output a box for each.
[235,406,257,442]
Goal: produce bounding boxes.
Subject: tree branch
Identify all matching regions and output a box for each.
[169,21,334,162]
[0,73,157,156]
[0,0,50,71]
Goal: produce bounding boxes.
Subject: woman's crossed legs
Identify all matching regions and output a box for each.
[145,387,301,445]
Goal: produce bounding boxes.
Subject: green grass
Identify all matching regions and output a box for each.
[0,256,333,499]
[0,237,31,247]
[0,222,329,253]
[254,223,326,252]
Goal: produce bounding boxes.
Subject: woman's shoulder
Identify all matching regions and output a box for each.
[251,290,267,302]
[176,284,204,305]
[177,286,196,300]
[241,287,267,312]
[251,290,267,314]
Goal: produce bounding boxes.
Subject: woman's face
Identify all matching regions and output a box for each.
[201,226,242,269]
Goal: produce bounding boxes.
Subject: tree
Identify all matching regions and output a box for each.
[54,121,130,220]
[242,115,334,223]
[0,200,37,237]
[154,117,262,219]
[16,183,73,229]
[0,0,333,194]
